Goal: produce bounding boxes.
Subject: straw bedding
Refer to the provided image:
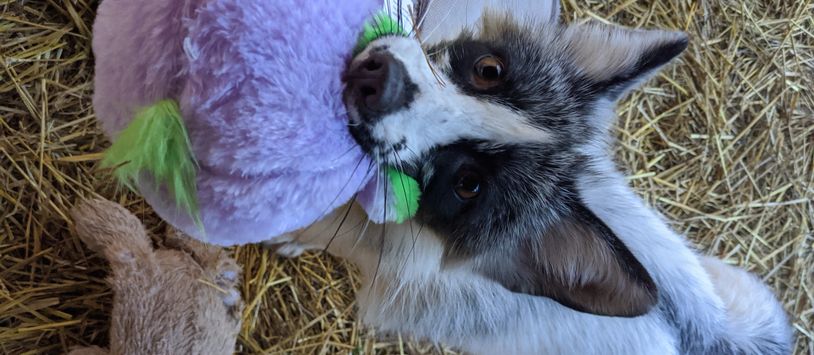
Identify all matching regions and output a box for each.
[1,0,811,353]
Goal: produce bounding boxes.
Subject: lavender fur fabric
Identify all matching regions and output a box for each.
[92,0,393,245]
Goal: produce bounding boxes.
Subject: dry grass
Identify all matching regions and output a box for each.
[1,0,812,354]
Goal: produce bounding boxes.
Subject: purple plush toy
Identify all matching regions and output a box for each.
[92,0,420,245]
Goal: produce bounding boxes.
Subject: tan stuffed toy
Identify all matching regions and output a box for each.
[68,198,243,355]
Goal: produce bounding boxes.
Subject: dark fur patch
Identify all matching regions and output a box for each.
[348,123,377,155]
[432,32,600,143]
[413,139,581,258]
[413,140,657,316]
[415,140,558,258]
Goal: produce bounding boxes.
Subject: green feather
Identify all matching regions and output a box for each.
[355,12,408,55]
[101,99,202,228]
[387,168,421,223]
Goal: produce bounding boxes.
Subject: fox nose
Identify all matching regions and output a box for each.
[344,52,412,118]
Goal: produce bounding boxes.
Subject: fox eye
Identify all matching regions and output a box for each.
[454,169,482,200]
[472,55,505,89]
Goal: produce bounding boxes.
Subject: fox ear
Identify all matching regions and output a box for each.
[564,21,689,100]
[414,0,560,44]
[473,203,658,317]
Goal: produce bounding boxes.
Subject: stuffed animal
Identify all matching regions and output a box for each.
[68,198,242,355]
[92,0,420,246]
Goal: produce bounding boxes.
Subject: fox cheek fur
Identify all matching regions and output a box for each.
[284,3,795,354]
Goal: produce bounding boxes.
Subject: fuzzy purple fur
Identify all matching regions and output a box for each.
[93,0,392,245]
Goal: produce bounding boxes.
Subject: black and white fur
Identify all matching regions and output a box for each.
[269,1,792,353]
